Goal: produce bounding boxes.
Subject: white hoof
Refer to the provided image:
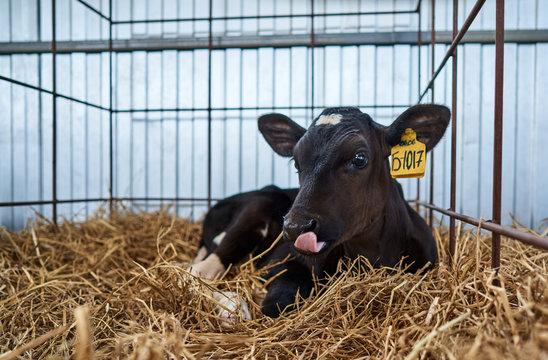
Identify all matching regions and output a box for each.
[193,246,209,263]
[189,253,225,280]
[213,291,251,328]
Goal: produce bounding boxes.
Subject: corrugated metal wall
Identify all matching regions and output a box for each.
[0,0,547,231]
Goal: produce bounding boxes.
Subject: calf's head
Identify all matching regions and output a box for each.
[259,105,450,257]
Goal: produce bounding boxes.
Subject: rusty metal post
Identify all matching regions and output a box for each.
[109,0,113,211]
[492,0,505,270]
[416,201,548,250]
[416,0,422,211]
[311,0,315,117]
[51,0,57,225]
[207,0,213,210]
[418,0,486,103]
[449,0,458,263]
[429,0,435,227]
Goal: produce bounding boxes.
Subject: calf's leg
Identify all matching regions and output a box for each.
[261,256,314,318]
[191,204,278,280]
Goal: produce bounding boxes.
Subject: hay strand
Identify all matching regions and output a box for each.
[0,205,547,359]
[75,306,94,360]
[0,325,69,360]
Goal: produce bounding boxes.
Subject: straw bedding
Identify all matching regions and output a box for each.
[0,205,547,359]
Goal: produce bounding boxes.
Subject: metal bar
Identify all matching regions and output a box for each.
[111,10,420,25]
[3,29,548,54]
[207,0,212,209]
[175,47,181,214]
[0,75,110,111]
[75,0,111,22]
[0,200,58,207]
[416,0,422,210]
[0,197,222,207]
[310,0,314,112]
[109,0,114,210]
[238,49,243,193]
[492,0,505,270]
[270,43,276,184]
[190,47,195,217]
[415,0,423,12]
[113,104,413,113]
[419,0,486,102]
[37,0,44,216]
[429,0,435,227]
[116,197,220,202]
[8,0,13,229]
[159,0,165,202]
[52,0,57,225]
[414,201,548,251]
[449,0,458,262]
[144,51,149,211]
[254,48,259,188]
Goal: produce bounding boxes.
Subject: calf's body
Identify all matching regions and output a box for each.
[192,105,450,318]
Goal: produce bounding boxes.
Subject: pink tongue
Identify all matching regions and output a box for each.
[294,232,326,253]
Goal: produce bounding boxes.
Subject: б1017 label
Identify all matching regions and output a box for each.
[390,128,426,178]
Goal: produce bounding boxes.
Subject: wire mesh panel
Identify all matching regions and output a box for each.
[0,0,547,242]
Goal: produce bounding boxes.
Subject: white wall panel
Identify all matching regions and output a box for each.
[0,0,547,232]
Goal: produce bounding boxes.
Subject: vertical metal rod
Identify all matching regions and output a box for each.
[175,45,180,215]
[288,46,293,186]
[190,0,195,218]
[449,0,458,263]
[37,0,44,212]
[109,0,113,210]
[428,0,435,227]
[207,0,213,209]
[288,0,294,185]
[492,0,504,270]
[270,48,275,184]
[310,0,315,117]
[223,52,228,196]
[159,0,165,204]
[270,0,277,185]
[221,6,227,197]
[144,54,149,212]
[8,0,13,229]
[416,0,422,211]
[239,1,244,193]
[51,0,57,225]
[190,51,195,217]
[239,50,243,193]
[254,49,259,188]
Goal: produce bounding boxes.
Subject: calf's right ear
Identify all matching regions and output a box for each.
[258,113,307,157]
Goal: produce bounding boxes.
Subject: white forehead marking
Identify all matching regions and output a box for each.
[315,114,342,126]
[213,231,226,245]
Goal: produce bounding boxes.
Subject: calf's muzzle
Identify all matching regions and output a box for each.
[283,215,318,243]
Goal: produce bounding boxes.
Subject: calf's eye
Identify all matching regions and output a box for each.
[352,152,368,169]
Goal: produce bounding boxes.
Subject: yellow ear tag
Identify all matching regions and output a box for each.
[390,128,426,178]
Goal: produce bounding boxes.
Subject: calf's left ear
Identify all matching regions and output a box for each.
[384,104,450,155]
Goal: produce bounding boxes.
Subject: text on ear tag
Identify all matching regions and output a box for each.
[390,128,426,179]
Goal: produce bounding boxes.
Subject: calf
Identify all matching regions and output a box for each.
[191,105,450,318]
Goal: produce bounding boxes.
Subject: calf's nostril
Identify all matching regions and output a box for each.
[304,219,318,233]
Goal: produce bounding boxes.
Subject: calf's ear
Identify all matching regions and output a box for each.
[258,113,307,157]
[384,104,450,155]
